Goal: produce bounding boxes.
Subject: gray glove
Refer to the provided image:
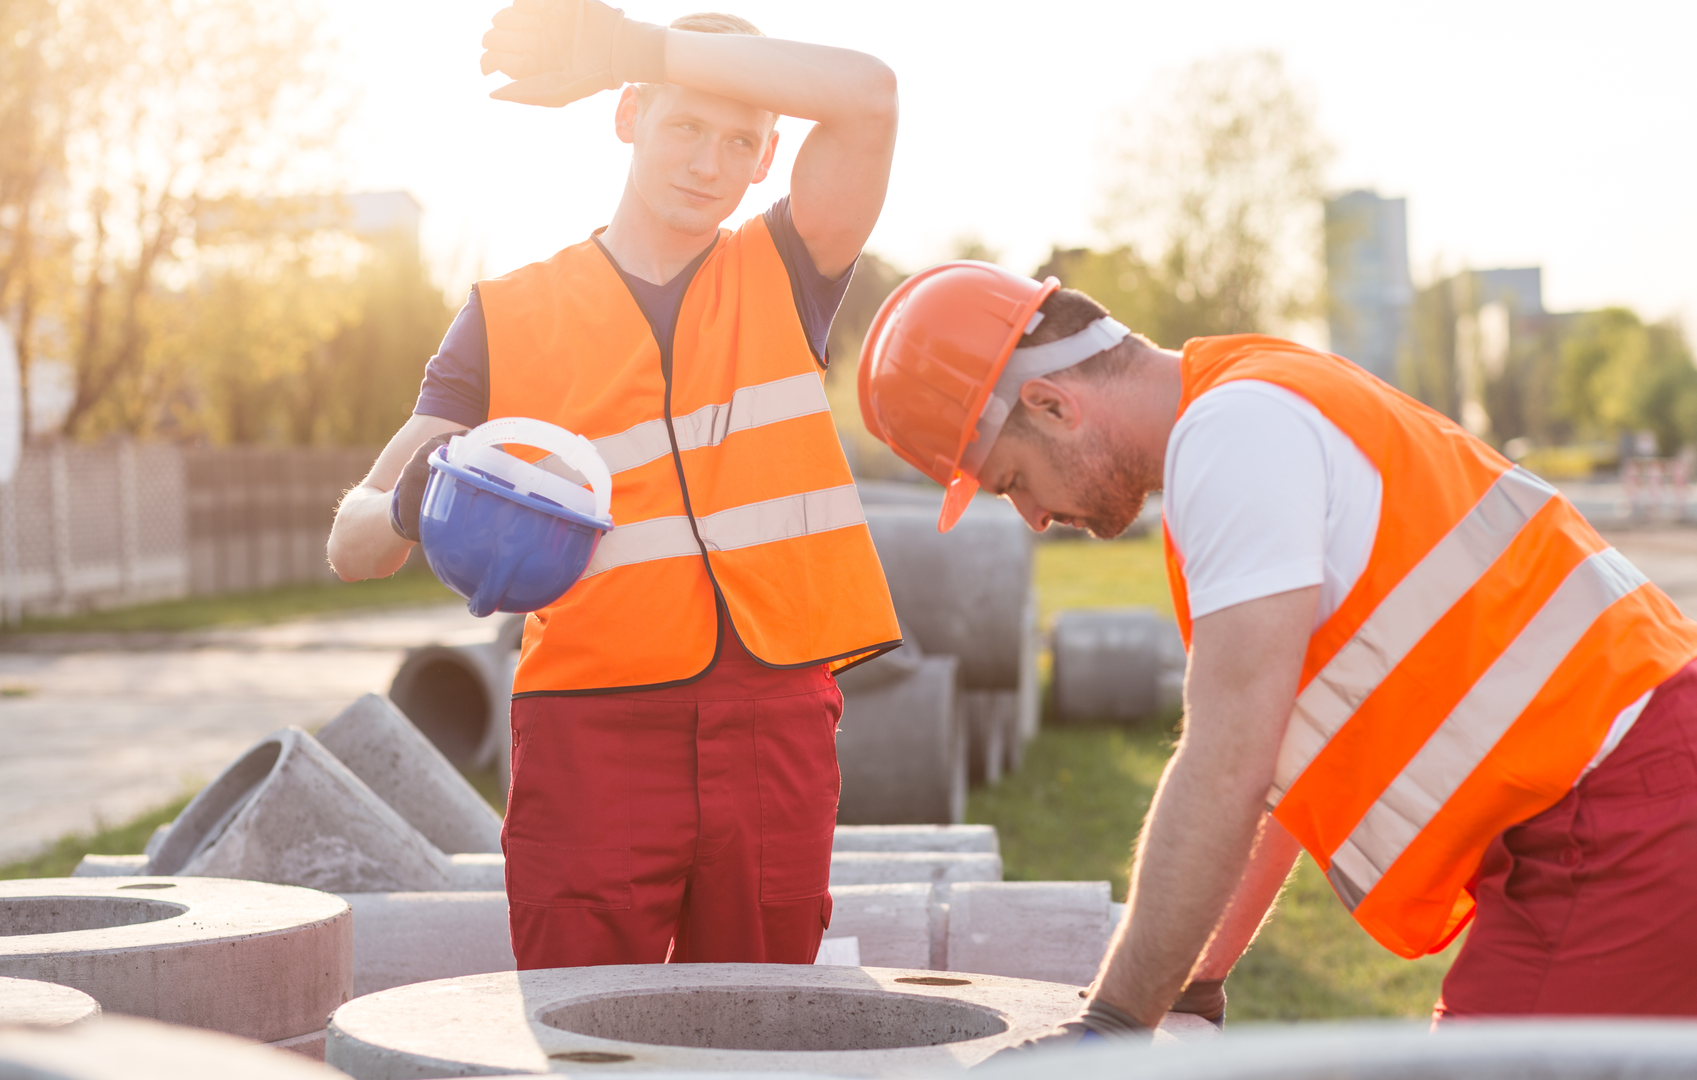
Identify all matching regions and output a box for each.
[978,998,1150,1065]
[480,0,667,108]
[389,430,466,543]
[1171,977,1226,1029]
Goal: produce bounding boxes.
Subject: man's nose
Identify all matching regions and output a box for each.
[1006,491,1051,533]
[689,143,721,180]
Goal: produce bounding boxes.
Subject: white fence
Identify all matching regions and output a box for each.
[0,442,376,622]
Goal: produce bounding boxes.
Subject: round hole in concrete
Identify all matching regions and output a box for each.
[117,882,177,890]
[389,654,490,767]
[150,738,283,874]
[895,976,973,987]
[0,896,188,936]
[540,987,1007,1052]
[550,1051,635,1064]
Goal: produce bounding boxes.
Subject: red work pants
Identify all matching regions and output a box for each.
[502,627,842,969]
[1436,657,1697,1018]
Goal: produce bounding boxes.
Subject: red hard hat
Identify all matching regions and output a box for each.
[858,261,1060,531]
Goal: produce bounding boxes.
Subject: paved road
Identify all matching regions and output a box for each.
[0,604,497,864]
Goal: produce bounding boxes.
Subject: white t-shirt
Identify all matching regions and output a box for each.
[1162,379,1644,774]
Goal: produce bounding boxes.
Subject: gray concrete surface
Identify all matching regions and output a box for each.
[1052,608,1186,725]
[147,727,451,893]
[977,1020,1697,1079]
[0,1014,345,1079]
[317,694,503,855]
[832,825,999,854]
[325,964,1085,1077]
[830,884,933,971]
[837,656,966,826]
[0,602,492,865]
[829,852,1002,894]
[338,891,515,997]
[0,976,101,1028]
[947,882,1114,987]
[0,876,350,1042]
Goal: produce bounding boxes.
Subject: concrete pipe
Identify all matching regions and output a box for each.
[837,655,966,826]
[0,1015,343,1080]
[145,727,451,894]
[961,690,1015,785]
[326,964,1086,1077]
[0,976,100,1028]
[316,694,503,855]
[864,502,1034,691]
[336,892,514,998]
[833,825,999,854]
[828,884,933,971]
[0,877,350,1043]
[978,1021,1697,1080]
[946,881,1115,988]
[386,642,515,771]
[830,852,1002,895]
[1051,607,1187,725]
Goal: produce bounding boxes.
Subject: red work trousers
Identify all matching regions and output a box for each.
[1436,657,1697,1018]
[502,627,842,969]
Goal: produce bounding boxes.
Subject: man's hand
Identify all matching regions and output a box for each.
[979,999,1149,1064]
[1170,978,1226,1029]
[480,0,666,108]
[389,430,467,543]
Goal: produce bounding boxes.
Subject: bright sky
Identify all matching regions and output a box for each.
[329,0,1697,332]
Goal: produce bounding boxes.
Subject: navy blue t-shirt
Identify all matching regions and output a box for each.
[414,197,853,427]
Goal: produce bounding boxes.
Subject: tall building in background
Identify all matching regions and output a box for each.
[1325,190,1413,385]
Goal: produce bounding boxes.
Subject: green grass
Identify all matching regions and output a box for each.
[1035,535,1173,629]
[0,795,193,881]
[4,570,457,635]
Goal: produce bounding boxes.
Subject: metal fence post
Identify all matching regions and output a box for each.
[0,480,17,627]
[117,440,139,599]
[49,442,70,607]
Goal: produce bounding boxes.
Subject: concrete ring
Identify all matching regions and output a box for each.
[327,964,1084,1077]
[0,1014,345,1079]
[0,877,351,1042]
[0,976,100,1028]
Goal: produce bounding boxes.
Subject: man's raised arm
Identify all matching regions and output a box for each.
[663,31,897,278]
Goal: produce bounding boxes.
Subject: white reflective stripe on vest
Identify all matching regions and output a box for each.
[1323,547,1648,909]
[586,373,830,475]
[582,483,866,579]
[1269,466,1558,806]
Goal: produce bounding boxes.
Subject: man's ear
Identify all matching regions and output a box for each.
[751,126,780,185]
[614,85,641,145]
[1017,377,1084,435]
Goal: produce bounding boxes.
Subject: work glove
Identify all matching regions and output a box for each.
[1170,977,1226,1029]
[390,430,467,543]
[479,0,668,108]
[977,998,1150,1064]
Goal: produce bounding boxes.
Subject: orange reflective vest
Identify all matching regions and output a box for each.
[1163,335,1697,958]
[480,216,901,695]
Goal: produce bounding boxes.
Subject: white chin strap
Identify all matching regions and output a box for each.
[959,316,1132,477]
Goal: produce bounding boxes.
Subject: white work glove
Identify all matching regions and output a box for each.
[479,0,667,108]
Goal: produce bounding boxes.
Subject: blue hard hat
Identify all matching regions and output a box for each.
[419,418,614,618]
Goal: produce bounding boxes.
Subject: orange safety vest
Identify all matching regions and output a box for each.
[479,216,901,695]
[1163,335,1697,958]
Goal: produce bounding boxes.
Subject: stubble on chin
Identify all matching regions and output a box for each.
[1073,433,1158,540]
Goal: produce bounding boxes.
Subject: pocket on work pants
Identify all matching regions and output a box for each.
[504,696,633,910]
[755,683,843,903]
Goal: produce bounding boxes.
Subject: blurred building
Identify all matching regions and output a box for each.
[1325,190,1412,385]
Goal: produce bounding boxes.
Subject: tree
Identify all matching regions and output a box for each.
[1,0,340,441]
[1096,51,1330,345]
[1558,309,1697,455]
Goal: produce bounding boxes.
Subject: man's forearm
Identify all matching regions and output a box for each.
[327,485,413,581]
[1191,814,1302,981]
[664,31,896,130]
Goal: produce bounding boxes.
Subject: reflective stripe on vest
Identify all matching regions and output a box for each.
[585,484,866,578]
[584,372,830,475]
[1163,334,1697,958]
[1323,547,1647,908]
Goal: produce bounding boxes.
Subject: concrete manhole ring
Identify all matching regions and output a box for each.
[327,963,1087,1076]
[0,877,351,1042]
[0,976,101,1028]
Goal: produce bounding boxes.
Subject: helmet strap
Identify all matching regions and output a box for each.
[959,317,1131,477]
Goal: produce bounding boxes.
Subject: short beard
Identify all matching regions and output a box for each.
[1031,426,1157,539]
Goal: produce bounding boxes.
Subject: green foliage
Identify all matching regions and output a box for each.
[1558,308,1697,455]
[0,794,192,881]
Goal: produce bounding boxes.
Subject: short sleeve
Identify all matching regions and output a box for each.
[1163,383,1329,619]
[762,195,855,364]
[414,287,491,428]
